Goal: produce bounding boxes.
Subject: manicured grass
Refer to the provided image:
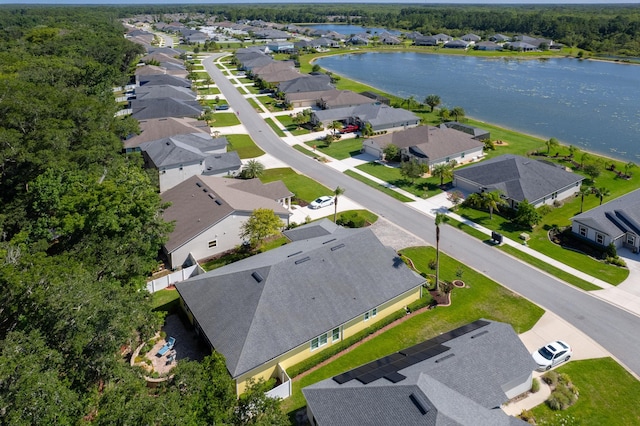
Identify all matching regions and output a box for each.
[264,117,286,137]
[237,77,253,84]
[246,98,262,112]
[282,246,544,414]
[356,162,442,198]
[260,167,331,203]
[344,170,414,202]
[335,209,378,225]
[151,289,180,313]
[225,134,264,159]
[194,72,210,79]
[198,87,221,95]
[530,358,640,425]
[292,144,319,159]
[257,95,288,112]
[244,85,262,95]
[305,138,363,161]
[276,115,313,136]
[209,112,241,127]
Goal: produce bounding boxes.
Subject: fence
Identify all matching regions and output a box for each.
[146,264,203,293]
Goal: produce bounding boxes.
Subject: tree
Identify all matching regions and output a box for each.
[514,199,541,229]
[446,190,464,209]
[624,161,636,177]
[311,63,321,73]
[434,213,449,294]
[424,94,441,112]
[400,159,425,184]
[239,208,283,249]
[329,121,342,135]
[383,144,400,162]
[583,162,602,181]
[545,137,559,155]
[240,159,265,179]
[568,144,578,158]
[232,378,289,425]
[578,185,591,213]
[451,106,465,122]
[402,95,416,110]
[333,186,345,223]
[580,152,591,168]
[592,186,610,205]
[466,190,507,219]
[431,162,453,186]
[438,107,450,122]
[361,122,374,137]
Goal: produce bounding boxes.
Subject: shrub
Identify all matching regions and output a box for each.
[537,204,553,216]
[531,377,540,393]
[606,256,627,267]
[519,409,536,424]
[542,370,559,387]
[428,258,437,270]
[605,243,617,258]
[336,211,366,228]
[546,381,579,410]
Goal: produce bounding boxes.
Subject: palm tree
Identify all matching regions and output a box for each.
[403,95,416,110]
[545,137,559,155]
[438,107,450,123]
[592,186,610,205]
[578,185,591,213]
[482,190,507,220]
[451,106,465,122]
[241,159,265,179]
[431,162,453,186]
[580,152,591,169]
[435,213,449,294]
[424,94,441,112]
[568,144,578,159]
[624,161,636,177]
[333,186,345,223]
[329,121,342,135]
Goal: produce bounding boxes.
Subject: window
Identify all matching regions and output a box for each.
[596,233,604,245]
[579,226,587,237]
[461,152,465,158]
[332,327,340,342]
[311,333,328,351]
[364,308,378,321]
[627,234,636,245]
[208,240,218,249]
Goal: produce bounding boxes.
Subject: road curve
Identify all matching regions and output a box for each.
[203,54,640,378]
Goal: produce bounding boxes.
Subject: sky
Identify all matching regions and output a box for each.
[5,0,640,4]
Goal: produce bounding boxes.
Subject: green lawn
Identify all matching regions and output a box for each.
[151,289,180,313]
[197,87,221,95]
[276,115,313,136]
[355,162,442,198]
[260,167,331,203]
[256,95,288,113]
[343,170,414,202]
[246,98,263,112]
[209,112,241,127]
[264,118,286,137]
[292,144,319,159]
[530,358,640,425]
[225,134,264,159]
[304,138,363,161]
[282,246,544,414]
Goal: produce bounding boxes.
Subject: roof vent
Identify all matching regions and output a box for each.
[251,272,263,283]
[196,182,202,187]
[435,353,455,363]
[287,251,303,258]
[215,199,222,205]
[322,238,337,245]
[470,330,489,339]
[409,393,430,415]
[208,193,215,199]
[295,256,311,265]
[330,243,345,251]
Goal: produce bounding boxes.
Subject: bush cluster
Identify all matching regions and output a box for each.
[336,211,367,228]
[543,371,579,410]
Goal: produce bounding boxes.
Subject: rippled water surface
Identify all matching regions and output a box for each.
[317,53,640,161]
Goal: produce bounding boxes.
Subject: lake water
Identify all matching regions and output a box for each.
[302,24,401,37]
[316,52,640,162]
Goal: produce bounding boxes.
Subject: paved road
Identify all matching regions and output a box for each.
[203,54,640,378]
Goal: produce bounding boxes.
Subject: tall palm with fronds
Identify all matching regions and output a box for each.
[431,163,453,186]
[592,186,610,206]
[451,106,465,122]
[403,95,416,110]
[482,190,507,220]
[578,185,591,213]
[333,186,345,223]
[424,94,441,112]
[329,121,342,135]
[435,213,449,294]
[545,137,559,155]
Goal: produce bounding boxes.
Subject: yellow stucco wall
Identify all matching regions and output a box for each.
[233,286,422,395]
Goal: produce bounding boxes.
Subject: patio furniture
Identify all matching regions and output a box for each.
[156,336,176,357]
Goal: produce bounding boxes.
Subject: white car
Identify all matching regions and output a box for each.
[309,195,334,209]
[532,340,572,371]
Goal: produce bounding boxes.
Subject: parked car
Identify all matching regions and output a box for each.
[215,104,230,111]
[532,340,572,371]
[309,195,334,209]
[340,124,359,133]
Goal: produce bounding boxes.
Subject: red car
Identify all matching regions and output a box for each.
[340,124,359,133]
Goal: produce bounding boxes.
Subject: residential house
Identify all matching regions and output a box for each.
[571,188,640,253]
[475,41,503,51]
[181,29,208,44]
[162,176,292,269]
[130,97,203,120]
[279,74,334,106]
[250,60,301,85]
[443,40,470,50]
[453,154,584,208]
[123,117,211,153]
[266,41,295,53]
[349,34,370,45]
[362,124,484,168]
[140,133,241,192]
[137,74,192,88]
[303,320,535,426]
[379,31,402,45]
[461,33,481,43]
[135,64,189,79]
[489,34,511,43]
[313,37,341,49]
[175,221,425,395]
[311,103,420,133]
[133,85,197,102]
[317,89,376,110]
[506,41,537,52]
[443,122,490,141]
[434,33,454,43]
[413,35,439,46]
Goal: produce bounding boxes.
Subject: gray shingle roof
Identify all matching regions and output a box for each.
[139,133,226,168]
[138,74,191,88]
[202,152,242,176]
[303,320,533,426]
[572,188,640,238]
[131,98,203,120]
[278,74,333,94]
[313,104,419,129]
[454,154,583,203]
[134,85,196,101]
[123,117,211,150]
[162,176,290,253]
[175,227,425,378]
[283,219,339,241]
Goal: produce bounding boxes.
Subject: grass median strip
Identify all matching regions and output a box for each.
[344,170,413,202]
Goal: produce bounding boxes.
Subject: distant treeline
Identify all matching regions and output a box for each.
[104,3,640,57]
